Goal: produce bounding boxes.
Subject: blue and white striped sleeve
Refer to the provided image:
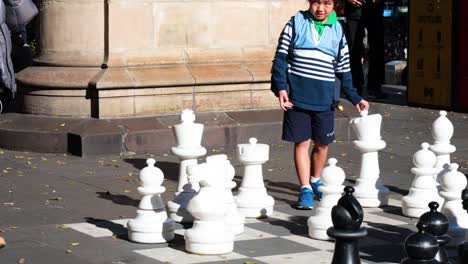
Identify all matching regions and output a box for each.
[276,20,293,55]
[271,20,293,96]
[334,35,351,73]
[335,34,362,105]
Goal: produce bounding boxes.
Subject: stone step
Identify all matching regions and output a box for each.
[0,103,356,157]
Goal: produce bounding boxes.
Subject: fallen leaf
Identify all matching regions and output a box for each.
[123,189,132,193]
[85,171,94,174]
[267,169,274,172]
[14,156,25,159]
[18,258,25,264]
[111,160,118,162]
[0,150,3,154]
[48,197,63,201]
[9,226,18,230]
[56,225,70,229]
[167,125,173,129]
[41,157,48,161]
[2,170,8,173]
[340,153,348,157]
[60,123,65,127]
[65,249,72,254]
[211,149,221,152]
[69,242,80,246]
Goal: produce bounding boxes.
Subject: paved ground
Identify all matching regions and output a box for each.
[1,95,468,263]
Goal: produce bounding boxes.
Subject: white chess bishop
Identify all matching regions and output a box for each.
[401,143,443,218]
[127,159,175,243]
[429,111,456,184]
[184,154,234,255]
[235,138,274,218]
[439,163,468,243]
[167,109,207,223]
[349,110,389,207]
[308,158,345,240]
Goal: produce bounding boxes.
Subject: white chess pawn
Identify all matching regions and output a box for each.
[308,158,346,240]
[429,111,456,184]
[439,163,468,243]
[349,110,389,207]
[235,138,274,218]
[167,109,207,223]
[127,159,175,243]
[401,143,443,218]
[184,157,234,255]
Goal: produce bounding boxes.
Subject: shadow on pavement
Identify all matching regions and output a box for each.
[386,185,409,196]
[360,221,413,263]
[266,215,310,236]
[84,217,128,240]
[96,191,139,207]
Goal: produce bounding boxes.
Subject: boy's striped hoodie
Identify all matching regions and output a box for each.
[271,10,362,111]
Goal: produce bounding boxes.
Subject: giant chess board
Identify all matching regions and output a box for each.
[61,198,458,264]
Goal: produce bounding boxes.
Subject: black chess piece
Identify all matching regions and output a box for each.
[401,223,439,264]
[418,202,451,263]
[327,186,367,264]
[457,189,468,264]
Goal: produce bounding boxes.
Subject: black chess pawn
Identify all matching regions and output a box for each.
[457,189,468,264]
[327,186,367,264]
[418,201,451,263]
[401,223,439,264]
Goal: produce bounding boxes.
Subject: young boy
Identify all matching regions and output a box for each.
[271,0,369,210]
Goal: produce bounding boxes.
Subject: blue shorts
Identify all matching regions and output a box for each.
[282,107,335,144]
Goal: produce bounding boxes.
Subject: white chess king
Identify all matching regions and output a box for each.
[167,109,207,223]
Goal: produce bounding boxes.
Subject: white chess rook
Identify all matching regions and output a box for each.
[167,109,207,223]
[235,138,274,218]
[401,143,443,218]
[308,158,345,240]
[429,111,456,185]
[349,110,389,207]
[128,159,175,243]
[439,163,468,244]
[184,155,234,255]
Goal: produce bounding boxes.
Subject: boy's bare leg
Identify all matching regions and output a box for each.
[311,142,328,179]
[294,140,312,186]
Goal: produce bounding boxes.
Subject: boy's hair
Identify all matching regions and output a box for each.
[308,0,345,11]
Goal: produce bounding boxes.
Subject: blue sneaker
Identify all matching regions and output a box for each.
[292,188,314,210]
[311,179,323,201]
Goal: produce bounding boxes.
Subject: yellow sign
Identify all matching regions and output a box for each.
[408,0,452,107]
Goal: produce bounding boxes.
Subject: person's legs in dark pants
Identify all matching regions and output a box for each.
[364,2,385,97]
[345,19,365,97]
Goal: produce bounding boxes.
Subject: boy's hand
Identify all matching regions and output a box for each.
[279,90,294,111]
[355,99,369,112]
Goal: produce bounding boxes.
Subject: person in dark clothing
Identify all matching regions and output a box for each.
[344,0,385,98]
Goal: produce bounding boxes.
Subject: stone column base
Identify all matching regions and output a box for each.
[16,62,277,118]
